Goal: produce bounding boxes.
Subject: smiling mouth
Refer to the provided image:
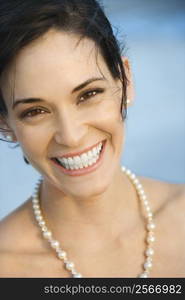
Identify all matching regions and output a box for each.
[51,140,105,171]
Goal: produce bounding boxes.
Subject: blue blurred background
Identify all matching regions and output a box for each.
[0,0,185,219]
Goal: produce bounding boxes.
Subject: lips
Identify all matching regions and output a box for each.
[50,139,107,176]
[51,139,106,159]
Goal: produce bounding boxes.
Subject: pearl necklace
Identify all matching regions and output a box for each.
[32,166,155,278]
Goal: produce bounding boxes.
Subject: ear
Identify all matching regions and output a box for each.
[121,56,135,106]
[0,116,17,143]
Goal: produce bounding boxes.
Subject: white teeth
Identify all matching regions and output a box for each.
[81,153,88,163]
[56,141,104,170]
[73,156,81,164]
[87,150,93,159]
[63,158,68,164]
[92,147,97,156]
[67,157,74,165]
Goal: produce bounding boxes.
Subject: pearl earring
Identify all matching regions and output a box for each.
[6,135,13,142]
[126,99,131,105]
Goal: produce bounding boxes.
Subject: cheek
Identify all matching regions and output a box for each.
[85,97,124,145]
[14,124,50,160]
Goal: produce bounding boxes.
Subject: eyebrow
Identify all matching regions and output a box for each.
[12,77,105,109]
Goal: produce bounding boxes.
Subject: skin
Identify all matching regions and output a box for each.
[0,29,184,277]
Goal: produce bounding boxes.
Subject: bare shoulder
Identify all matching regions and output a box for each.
[138,175,185,242]
[137,176,185,276]
[0,197,40,277]
[0,197,34,249]
[0,200,63,278]
[138,175,185,216]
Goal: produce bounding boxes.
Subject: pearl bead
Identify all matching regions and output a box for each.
[43,231,52,239]
[32,200,38,205]
[126,169,131,176]
[51,240,60,249]
[33,204,39,209]
[139,272,148,278]
[146,248,154,256]
[66,261,75,271]
[36,215,43,222]
[138,190,145,196]
[136,183,142,190]
[58,251,67,259]
[145,206,151,213]
[32,193,38,198]
[121,166,126,172]
[147,235,155,243]
[41,226,48,232]
[130,174,136,180]
[147,223,156,231]
[73,273,82,278]
[133,178,139,185]
[144,261,152,270]
[141,195,147,201]
[143,200,149,207]
[147,212,153,218]
[39,220,45,226]
[34,209,41,216]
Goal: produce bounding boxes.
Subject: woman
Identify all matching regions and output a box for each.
[0,0,184,278]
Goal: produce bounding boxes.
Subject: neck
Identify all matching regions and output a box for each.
[39,167,141,243]
[32,166,155,278]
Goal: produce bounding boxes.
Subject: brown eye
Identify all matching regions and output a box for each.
[21,108,46,119]
[79,88,105,103]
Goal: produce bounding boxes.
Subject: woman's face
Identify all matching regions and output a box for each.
[2,29,126,199]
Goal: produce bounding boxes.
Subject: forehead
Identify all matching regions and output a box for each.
[2,29,110,101]
[15,29,101,74]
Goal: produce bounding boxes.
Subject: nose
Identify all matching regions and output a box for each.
[53,109,87,147]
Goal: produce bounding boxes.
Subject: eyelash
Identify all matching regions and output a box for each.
[20,88,105,119]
